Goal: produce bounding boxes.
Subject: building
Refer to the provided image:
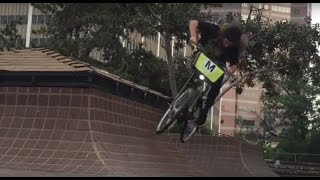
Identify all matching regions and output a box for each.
[202,3,242,20]
[0,3,51,48]
[241,3,312,24]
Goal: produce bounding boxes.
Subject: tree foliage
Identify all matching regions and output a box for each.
[230,7,320,154]
[0,18,23,51]
[114,48,171,95]
[32,3,128,61]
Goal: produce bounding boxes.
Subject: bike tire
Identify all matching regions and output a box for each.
[180,101,202,143]
[155,88,194,134]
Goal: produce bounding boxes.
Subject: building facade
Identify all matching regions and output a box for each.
[241,3,312,24]
[0,3,51,48]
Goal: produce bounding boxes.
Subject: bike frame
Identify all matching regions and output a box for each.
[169,44,230,118]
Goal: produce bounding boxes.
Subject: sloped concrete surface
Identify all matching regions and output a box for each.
[0,86,277,177]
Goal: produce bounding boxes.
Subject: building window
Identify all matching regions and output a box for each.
[241,120,255,127]
[293,8,300,15]
[241,91,258,98]
[16,15,28,24]
[0,16,8,24]
[271,6,290,13]
[32,15,47,25]
[208,3,222,8]
[242,3,248,7]
[46,15,53,24]
[238,105,256,112]
[271,6,277,11]
[38,15,45,24]
[32,15,37,24]
[264,4,269,9]
[7,16,16,23]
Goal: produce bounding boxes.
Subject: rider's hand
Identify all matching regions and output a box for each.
[189,35,198,50]
[190,35,198,45]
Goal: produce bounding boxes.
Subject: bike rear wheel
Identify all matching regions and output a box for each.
[180,101,202,143]
[156,88,194,134]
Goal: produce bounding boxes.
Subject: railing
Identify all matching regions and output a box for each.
[266,152,320,164]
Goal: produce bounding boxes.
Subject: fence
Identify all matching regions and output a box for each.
[266,152,320,163]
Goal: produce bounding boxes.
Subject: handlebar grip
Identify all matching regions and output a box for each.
[188,42,204,51]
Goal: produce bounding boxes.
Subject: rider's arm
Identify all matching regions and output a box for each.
[189,20,199,44]
[189,20,198,37]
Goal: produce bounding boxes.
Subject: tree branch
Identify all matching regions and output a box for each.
[246,4,254,24]
[147,4,162,23]
[185,3,197,15]
[214,65,289,104]
[251,110,281,138]
[268,77,291,95]
[135,8,159,29]
[126,17,144,27]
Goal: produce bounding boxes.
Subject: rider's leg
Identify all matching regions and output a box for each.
[196,76,224,126]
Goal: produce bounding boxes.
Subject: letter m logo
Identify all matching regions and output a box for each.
[205,60,215,72]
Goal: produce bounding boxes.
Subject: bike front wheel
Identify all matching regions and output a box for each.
[156,88,194,134]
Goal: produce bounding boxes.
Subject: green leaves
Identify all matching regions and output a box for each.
[113,48,171,95]
[0,18,23,51]
[33,3,128,60]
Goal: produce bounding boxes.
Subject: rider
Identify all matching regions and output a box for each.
[188,20,248,130]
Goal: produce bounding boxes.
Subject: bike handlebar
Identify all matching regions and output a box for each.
[188,42,204,52]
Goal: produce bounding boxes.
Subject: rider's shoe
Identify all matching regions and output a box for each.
[185,119,197,135]
[196,117,206,128]
[196,121,206,128]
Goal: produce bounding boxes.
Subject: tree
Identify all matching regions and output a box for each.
[114,48,171,95]
[214,8,320,103]
[225,5,320,153]
[32,3,128,62]
[193,5,320,152]
[0,18,23,51]
[120,3,216,97]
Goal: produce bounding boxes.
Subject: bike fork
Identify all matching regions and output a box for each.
[174,72,195,99]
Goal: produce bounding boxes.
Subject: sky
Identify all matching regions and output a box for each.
[311,3,320,24]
